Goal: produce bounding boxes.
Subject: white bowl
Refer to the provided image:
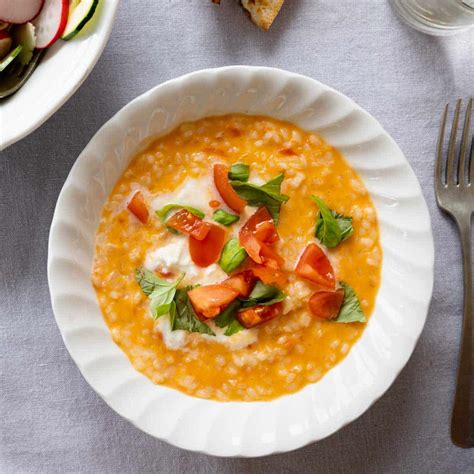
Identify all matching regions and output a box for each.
[0,0,120,151]
[48,66,434,457]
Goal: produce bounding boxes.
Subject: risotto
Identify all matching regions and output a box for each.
[92,114,382,402]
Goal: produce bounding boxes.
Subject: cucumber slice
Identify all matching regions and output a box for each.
[61,0,99,40]
[0,44,22,72]
[13,22,36,66]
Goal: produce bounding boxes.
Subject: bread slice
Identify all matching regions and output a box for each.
[240,0,285,30]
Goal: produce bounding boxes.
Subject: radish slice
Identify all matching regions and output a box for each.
[0,0,44,24]
[0,29,11,59]
[32,0,68,49]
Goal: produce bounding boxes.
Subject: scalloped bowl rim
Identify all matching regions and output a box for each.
[47,66,434,457]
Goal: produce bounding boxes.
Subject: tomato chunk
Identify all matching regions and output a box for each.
[249,264,287,287]
[254,221,279,244]
[213,164,246,213]
[239,207,283,268]
[189,224,226,267]
[188,284,239,319]
[237,303,283,328]
[295,243,336,290]
[308,289,345,320]
[222,271,256,298]
[167,209,211,241]
[127,191,148,223]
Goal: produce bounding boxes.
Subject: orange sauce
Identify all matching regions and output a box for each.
[92,115,382,401]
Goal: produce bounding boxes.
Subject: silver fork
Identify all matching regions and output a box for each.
[436,98,473,448]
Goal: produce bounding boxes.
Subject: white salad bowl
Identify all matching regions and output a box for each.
[48,66,434,457]
[0,0,120,151]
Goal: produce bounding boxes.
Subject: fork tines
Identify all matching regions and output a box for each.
[437,98,473,188]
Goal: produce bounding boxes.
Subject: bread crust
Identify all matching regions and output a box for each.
[240,0,285,30]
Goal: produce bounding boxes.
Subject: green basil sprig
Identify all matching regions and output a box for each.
[215,300,244,336]
[156,204,205,221]
[334,282,366,323]
[231,174,289,224]
[219,238,248,274]
[213,209,240,226]
[135,267,184,319]
[311,196,354,248]
[171,286,216,335]
[228,163,250,182]
[241,281,286,308]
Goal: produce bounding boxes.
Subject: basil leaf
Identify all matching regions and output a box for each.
[335,282,366,323]
[231,174,289,224]
[336,213,354,241]
[156,204,205,221]
[241,281,286,308]
[215,300,241,328]
[215,300,245,336]
[149,273,185,319]
[314,213,353,247]
[312,196,354,247]
[228,163,249,182]
[213,209,240,226]
[173,286,215,335]
[219,238,248,274]
[311,196,342,248]
[224,319,244,336]
[135,267,170,296]
[169,300,177,328]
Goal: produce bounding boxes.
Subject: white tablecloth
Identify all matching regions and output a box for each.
[1,1,473,471]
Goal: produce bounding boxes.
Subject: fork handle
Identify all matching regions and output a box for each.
[451,211,473,448]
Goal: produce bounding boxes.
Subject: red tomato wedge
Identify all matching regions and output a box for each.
[213,164,246,213]
[249,264,287,287]
[308,288,345,320]
[222,271,256,298]
[240,207,275,238]
[237,303,283,329]
[295,243,336,290]
[188,284,239,319]
[189,224,226,267]
[127,191,149,224]
[254,220,279,244]
[239,207,283,268]
[167,209,211,241]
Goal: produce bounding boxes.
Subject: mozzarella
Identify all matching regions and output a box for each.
[145,174,267,351]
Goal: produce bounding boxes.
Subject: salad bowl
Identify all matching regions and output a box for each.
[48,66,434,457]
[0,0,120,151]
